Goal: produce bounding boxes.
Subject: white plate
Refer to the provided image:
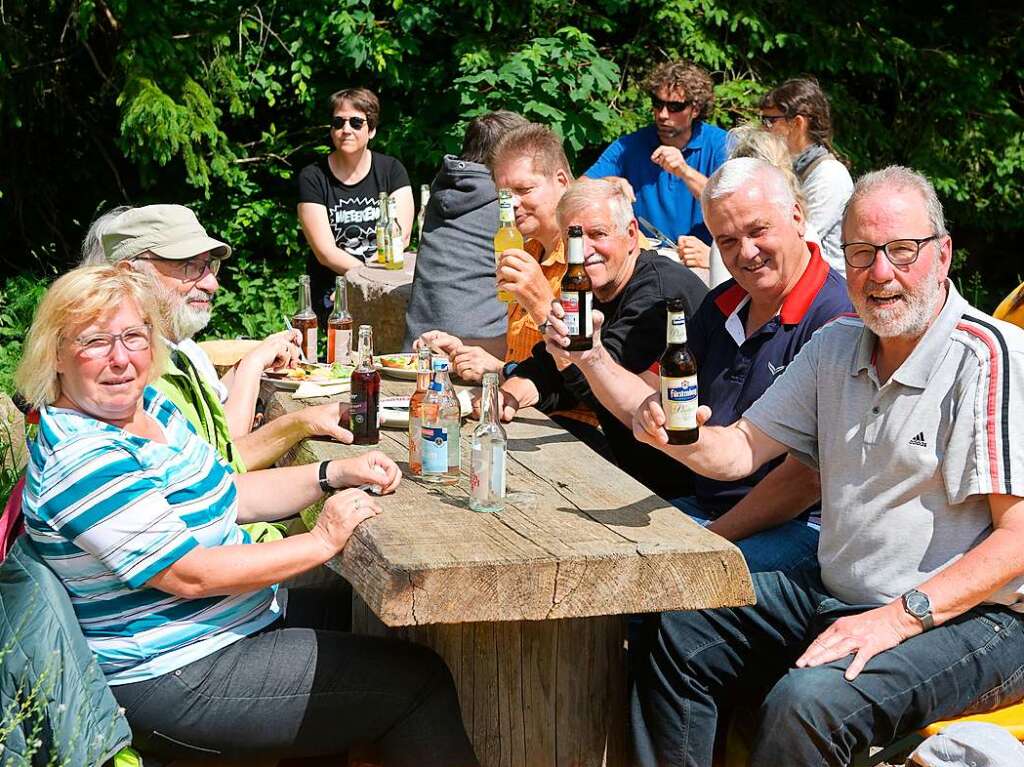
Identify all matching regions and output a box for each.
[375,354,418,380]
[262,364,354,390]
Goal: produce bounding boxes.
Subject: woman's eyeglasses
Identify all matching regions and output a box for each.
[759,114,789,128]
[73,324,153,359]
[331,115,367,131]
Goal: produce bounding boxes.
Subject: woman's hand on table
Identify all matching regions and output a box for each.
[310,489,381,555]
[328,450,401,494]
[299,401,353,442]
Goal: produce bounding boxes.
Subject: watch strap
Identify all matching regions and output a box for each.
[318,461,333,494]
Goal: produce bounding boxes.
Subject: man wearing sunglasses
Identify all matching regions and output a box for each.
[97,204,353,473]
[584,60,727,265]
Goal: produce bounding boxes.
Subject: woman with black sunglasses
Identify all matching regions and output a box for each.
[298,87,413,322]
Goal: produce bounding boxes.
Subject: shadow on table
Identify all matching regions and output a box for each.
[507,431,577,452]
[555,494,668,528]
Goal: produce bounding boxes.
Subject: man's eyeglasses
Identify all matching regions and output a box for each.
[331,115,367,131]
[73,324,152,359]
[759,114,788,128]
[133,255,222,282]
[650,96,692,114]
[841,235,941,269]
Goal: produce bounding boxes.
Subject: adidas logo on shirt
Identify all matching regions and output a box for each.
[909,432,928,447]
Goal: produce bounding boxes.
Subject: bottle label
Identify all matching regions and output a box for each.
[421,426,449,473]
[329,328,352,363]
[661,375,699,430]
[470,443,506,501]
[350,392,367,428]
[560,292,592,336]
[408,416,422,474]
[666,313,688,344]
[303,329,317,363]
[490,445,506,497]
[498,197,514,223]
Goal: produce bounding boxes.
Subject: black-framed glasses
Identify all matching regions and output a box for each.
[74,324,152,359]
[759,114,788,128]
[133,255,222,282]
[650,96,692,114]
[841,235,941,269]
[331,115,367,131]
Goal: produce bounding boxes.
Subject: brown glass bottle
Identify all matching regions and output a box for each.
[326,275,353,364]
[560,224,593,351]
[292,275,318,363]
[349,325,380,445]
[660,299,699,445]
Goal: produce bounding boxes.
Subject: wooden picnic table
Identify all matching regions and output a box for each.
[264,377,754,767]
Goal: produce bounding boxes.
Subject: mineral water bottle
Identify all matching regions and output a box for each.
[419,357,461,484]
[470,373,507,512]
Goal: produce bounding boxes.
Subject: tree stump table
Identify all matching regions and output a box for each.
[345,253,416,354]
[264,379,754,767]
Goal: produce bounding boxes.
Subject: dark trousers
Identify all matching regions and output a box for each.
[630,569,1024,767]
[113,588,478,766]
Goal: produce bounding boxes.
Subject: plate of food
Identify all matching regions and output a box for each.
[262,362,355,390]
[375,353,418,380]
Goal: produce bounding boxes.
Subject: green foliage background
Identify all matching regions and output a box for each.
[1,0,1022,392]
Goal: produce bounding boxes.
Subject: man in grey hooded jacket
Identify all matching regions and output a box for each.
[403,111,527,354]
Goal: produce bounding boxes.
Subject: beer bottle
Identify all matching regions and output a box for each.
[385,195,405,270]
[349,325,380,445]
[292,275,318,363]
[375,191,392,266]
[469,372,508,512]
[659,299,699,445]
[407,347,433,476]
[493,188,522,303]
[326,275,353,364]
[560,225,593,351]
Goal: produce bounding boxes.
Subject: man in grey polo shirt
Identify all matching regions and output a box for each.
[626,166,1024,766]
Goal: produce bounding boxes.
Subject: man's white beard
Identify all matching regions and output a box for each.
[852,260,944,340]
[158,283,213,341]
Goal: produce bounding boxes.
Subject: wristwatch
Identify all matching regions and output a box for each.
[901,589,934,630]
[318,461,336,494]
[501,361,519,381]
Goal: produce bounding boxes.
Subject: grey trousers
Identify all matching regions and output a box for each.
[112,588,478,766]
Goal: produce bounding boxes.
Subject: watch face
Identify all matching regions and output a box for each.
[906,591,930,616]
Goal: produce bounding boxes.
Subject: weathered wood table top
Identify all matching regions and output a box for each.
[345,253,416,353]
[265,377,755,626]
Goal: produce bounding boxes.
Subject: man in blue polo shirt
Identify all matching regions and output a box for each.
[545,157,851,573]
[584,60,728,258]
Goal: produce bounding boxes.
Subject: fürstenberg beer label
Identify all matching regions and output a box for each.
[667,314,687,344]
[662,375,699,429]
[560,292,592,336]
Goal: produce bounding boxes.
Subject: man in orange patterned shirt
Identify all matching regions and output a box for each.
[415,123,571,382]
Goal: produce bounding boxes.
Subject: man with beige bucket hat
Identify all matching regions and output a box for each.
[86,203,352,471]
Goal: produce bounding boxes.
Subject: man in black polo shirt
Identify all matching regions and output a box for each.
[546,158,852,573]
[493,178,708,500]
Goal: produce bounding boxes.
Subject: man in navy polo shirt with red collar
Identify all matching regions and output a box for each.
[584,60,728,262]
[545,157,851,574]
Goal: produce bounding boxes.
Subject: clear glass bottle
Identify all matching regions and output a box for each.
[407,347,433,476]
[326,275,353,364]
[292,274,318,363]
[470,373,508,512]
[375,191,392,266]
[419,357,461,484]
[385,195,404,270]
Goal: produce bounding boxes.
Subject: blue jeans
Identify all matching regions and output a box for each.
[630,569,1024,767]
[671,495,820,574]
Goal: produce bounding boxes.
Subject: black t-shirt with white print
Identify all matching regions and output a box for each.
[298,152,411,316]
